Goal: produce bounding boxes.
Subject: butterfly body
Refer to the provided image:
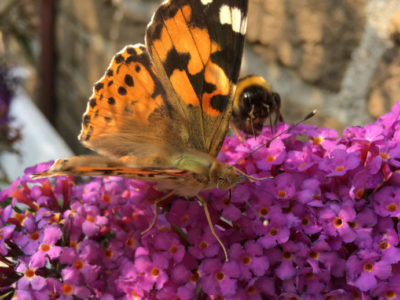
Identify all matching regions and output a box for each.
[43,149,244,197]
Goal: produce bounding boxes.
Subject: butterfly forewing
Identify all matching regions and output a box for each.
[78,44,187,159]
[146,0,248,156]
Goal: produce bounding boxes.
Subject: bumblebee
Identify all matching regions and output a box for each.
[231,75,283,137]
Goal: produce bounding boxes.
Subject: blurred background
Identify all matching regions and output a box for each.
[1,0,400,184]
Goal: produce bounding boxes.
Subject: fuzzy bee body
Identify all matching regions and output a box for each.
[232,75,283,136]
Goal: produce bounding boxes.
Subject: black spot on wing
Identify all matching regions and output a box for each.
[115,54,124,63]
[95,82,104,91]
[163,48,190,77]
[108,97,115,105]
[83,115,90,127]
[89,98,97,108]
[118,86,127,95]
[210,94,229,113]
[124,74,134,87]
[126,47,137,55]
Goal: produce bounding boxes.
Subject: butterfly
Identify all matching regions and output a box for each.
[33,0,254,261]
[231,75,283,137]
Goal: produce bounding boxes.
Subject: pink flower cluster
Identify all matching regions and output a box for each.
[2,102,400,299]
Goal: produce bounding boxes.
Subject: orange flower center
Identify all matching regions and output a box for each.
[62,284,73,295]
[356,188,364,199]
[380,152,389,159]
[241,255,251,265]
[386,203,398,212]
[40,244,51,252]
[170,245,178,254]
[385,290,396,299]
[335,165,345,172]
[127,237,135,248]
[309,251,319,259]
[301,217,310,226]
[277,190,287,198]
[199,241,208,250]
[190,271,200,283]
[180,215,189,223]
[247,285,256,294]
[74,260,84,270]
[215,271,225,281]
[105,249,113,258]
[283,251,292,260]
[30,231,40,241]
[270,228,278,236]
[266,155,275,162]
[363,262,373,272]
[379,241,389,250]
[259,207,268,216]
[333,217,343,228]
[25,269,35,278]
[313,136,323,145]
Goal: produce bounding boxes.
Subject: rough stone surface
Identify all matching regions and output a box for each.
[367,47,400,118]
[54,0,153,151]
[247,0,367,92]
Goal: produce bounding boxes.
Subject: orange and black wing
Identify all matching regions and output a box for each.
[146,0,248,156]
[78,44,186,160]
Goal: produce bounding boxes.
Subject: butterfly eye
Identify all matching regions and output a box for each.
[216,177,226,189]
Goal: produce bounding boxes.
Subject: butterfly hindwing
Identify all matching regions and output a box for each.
[78,44,187,159]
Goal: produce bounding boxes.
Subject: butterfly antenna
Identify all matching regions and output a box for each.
[234,109,317,166]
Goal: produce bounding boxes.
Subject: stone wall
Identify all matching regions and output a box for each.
[54,0,400,153]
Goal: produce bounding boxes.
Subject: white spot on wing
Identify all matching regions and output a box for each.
[219,5,232,26]
[231,7,243,34]
[201,0,213,5]
[219,5,246,34]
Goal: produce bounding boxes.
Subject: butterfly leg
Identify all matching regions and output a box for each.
[197,194,229,262]
[141,191,174,235]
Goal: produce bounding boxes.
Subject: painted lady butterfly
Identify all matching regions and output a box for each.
[33,0,255,260]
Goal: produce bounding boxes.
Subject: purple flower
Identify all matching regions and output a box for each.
[253,139,286,171]
[229,241,269,279]
[188,225,222,260]
[319,204,357,243]
[372,186,400,217]
[319,149,360,177]
[152,231,185,263]
[16,261,47,292]
[346,251,392,292]
[30,226,62,268]
[199,258,240,297]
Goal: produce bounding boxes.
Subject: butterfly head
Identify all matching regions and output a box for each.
[210,162,245,190]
